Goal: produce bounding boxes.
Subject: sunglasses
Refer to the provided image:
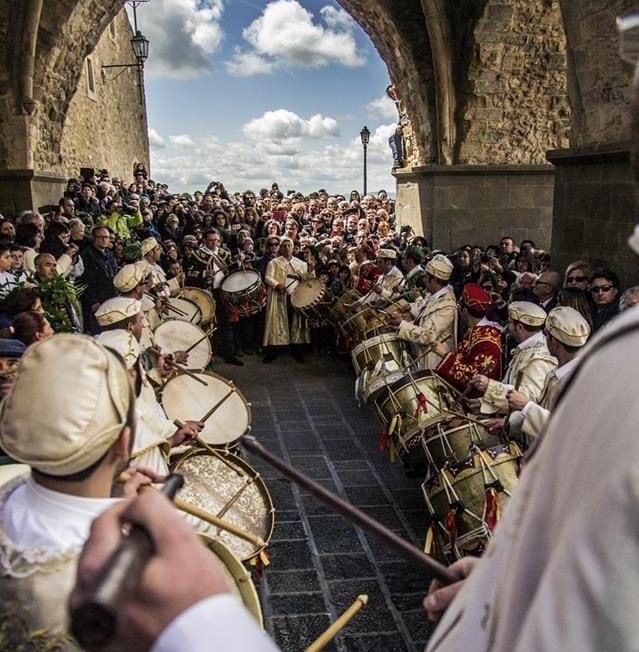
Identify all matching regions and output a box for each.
[566,275,587,283]
[590,285,614,293]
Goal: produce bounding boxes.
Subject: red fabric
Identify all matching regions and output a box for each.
[414,392,428,418]
[436,323,503,393]
[462,283,491,313]
[378,428,389,452]
[485,487,501,531]
[446,509,458,546]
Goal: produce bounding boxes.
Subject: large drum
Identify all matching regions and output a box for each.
[221,270,266,317]
[161,371,252,448]
[329,289,368,341]
[153,319,212,371]
[422,416,503,472]
[173,449,275,563]
[175,287,216,325]
[291,278,328,324]
[374,370,459,432]
[422,442,522,561]
[162,297,202,324]
[198,533,263,626]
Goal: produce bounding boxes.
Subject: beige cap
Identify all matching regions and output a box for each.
[508,301,547,327]
[140,236,160,256]
[0,334,131,476]
[377,248,397,260]
[96,329,140,368]
[545,306,590,347]
[95,297,142,327]
[113,263,144,293]
[426,254,454,281]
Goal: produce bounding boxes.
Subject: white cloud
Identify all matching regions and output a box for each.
[131,0,224,79]
[150,122,397,196]
[242,110,340,140]
[225,0,365,76]
[367,94,398,120]
[148,128,166,148]
[169,134,196,148]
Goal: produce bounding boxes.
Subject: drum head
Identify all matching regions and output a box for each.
[178,287,216,324]
[164,297,201,324]
[291,278,325,309]
[161,372,251,445]
[153,320,212,370]
[173,449,274,562]
[222,270,259,293]
[198,534,263,626]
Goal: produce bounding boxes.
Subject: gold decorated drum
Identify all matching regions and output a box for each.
[175,287,216,325]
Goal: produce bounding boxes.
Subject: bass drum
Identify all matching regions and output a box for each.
[291,278,328,324]
[161,371,251,448]
[153,319,212,371]
[221,270,266,317]
[198,533,263,627]
[173,449,275,563]
[175,287,216,326]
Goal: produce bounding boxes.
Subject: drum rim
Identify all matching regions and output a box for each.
[172,447,275,559]
[177,287,216,321]
[161,371,253,443]
[152,320,212,370]
[197,533,264,627]
[221,269,260,292]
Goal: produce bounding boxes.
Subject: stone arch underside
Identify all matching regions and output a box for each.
[0,0,637,177]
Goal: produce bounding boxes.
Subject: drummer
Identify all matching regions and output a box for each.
[504,305,590,447]
[389,254,458,370]
[432,283,503,392]
[95,329,203,475]
[140,236,183,294]
[470,301,557,428]
[352,247,403,308]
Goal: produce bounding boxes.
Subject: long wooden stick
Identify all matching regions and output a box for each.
[200,388,235,423]
[184,326,216,353]
[305,594,368,652]
[240,436,456,585]
[165,361,208,385]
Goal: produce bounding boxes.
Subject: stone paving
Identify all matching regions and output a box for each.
[218,351,436,652]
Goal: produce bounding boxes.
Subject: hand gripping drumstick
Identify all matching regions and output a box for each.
[240,436,456,585]
[305,594,368,652]
[70,473,185,650]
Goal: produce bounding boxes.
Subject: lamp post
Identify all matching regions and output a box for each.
[360,126,370,197]
[102,30,149,104]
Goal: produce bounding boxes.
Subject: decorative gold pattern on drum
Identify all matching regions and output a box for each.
[163,297,202,324]
[161,372,251,445]
[153,319,212,370]
[197,533,264,627]
[173,450,275,562]
[374,370,459,432]
[422,417,503,471]
[291,278,327,323]
[329,289,367,341]
[422,443,522,560]
[176,287,216,325]
[351,334,412,377]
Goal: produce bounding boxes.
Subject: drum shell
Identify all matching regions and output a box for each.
[291,278,328,323]
[422,417,503,471]
[197,533,263,626]
[177,287,216,325]
[173,449,275,562]
[161,371,251,446]
[351,333,412,377]
[153,320,212,371]
[374,370,459,432]
[423,443,521,554]
[330,290,367,342]
[221,270,266,317]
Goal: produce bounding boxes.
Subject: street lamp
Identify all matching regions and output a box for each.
[360,126,370,197]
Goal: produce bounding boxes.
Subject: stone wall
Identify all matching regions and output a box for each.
[60,9,149,182]
[457,0,569,164]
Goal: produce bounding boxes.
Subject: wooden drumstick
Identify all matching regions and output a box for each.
[183,326,217,354]
[164,360,209,386]
[240,436,456,585]
[305,594,368,652]
[199,387,236,424]
[164,301,188,317]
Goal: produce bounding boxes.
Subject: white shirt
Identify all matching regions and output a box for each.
[3,475,119,550]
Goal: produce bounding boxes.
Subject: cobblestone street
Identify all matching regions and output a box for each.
[219,351,435,652]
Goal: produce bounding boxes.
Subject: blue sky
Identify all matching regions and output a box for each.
[128,0,397,196]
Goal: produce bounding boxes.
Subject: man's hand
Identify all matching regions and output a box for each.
[484,417,506,433]
[506,388,529,411]
[431,341,449,358]
[470,374,489,393]
[170,420,204,447]
[115,466,166,498]
[69,490,231,651]
[423,557,479,622]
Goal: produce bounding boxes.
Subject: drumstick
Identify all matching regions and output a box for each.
[305,594,368,652]
[164,361,208,386]
[199,387,236,424]
[240,436,456,585]
[183,326,216,354]
[164,301,188,317]
[70,473,185,650]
